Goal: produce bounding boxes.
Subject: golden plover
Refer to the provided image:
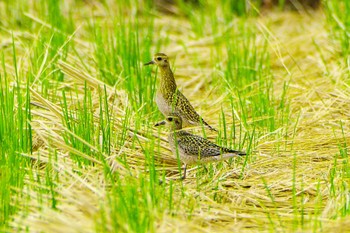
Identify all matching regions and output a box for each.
[144,53,217,131]
[156,114,246,179]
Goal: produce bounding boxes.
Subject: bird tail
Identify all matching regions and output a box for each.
[207,124,218,132]
[216,151,246,162]
[236,150,246,156]
[203,120,218,132]
[198,151,246,164]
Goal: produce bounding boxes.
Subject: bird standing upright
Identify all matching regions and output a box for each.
[144,53,217,131]
[156,114,246,179]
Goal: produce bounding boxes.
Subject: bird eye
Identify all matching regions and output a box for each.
[168,117,173,122]
[156,57,162,61]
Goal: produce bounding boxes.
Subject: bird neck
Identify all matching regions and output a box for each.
[159,65,177,94]
[170,124,182,131]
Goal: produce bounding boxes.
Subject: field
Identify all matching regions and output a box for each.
[1,0,350,232]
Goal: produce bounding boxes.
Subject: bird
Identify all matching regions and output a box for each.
[156,114,246,179]
[144,53,217,131]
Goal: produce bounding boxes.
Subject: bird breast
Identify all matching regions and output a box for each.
[156,91,172,116]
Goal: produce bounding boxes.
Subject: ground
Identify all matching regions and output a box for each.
[1,1,350,232]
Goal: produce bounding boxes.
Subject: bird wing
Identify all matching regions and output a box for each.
[173,91,200,120]
[176,132,222,157]
[173,90,215,130]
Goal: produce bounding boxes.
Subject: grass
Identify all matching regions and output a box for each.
[1,0,350,232]
[325,0,350,58]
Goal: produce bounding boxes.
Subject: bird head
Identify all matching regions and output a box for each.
[166,114,182,130]
[154,113,182,130]
[144,53,169,68]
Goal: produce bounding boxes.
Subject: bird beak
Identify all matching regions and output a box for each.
[144,60,155,66]
[154,120,166,127]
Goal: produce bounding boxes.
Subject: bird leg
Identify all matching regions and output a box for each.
[181,164,187,180]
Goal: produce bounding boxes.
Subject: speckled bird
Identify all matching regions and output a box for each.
[156,114,246,179]
[144,53,217,131]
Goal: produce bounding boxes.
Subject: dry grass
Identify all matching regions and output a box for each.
[2,3,350,233]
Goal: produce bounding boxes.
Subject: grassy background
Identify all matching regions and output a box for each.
[1,0,350,232]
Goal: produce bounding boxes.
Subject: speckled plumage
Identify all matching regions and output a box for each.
[145,53,217,131]
[169,130,245,165]
[160,114,246,179]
